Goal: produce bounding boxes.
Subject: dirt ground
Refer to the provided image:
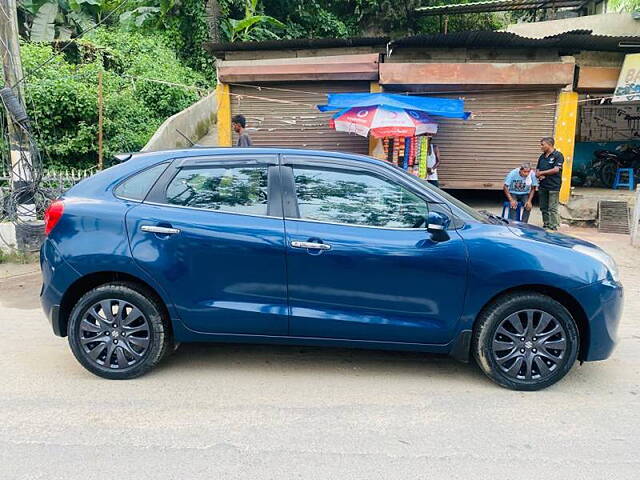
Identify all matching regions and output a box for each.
[0,216,639,479]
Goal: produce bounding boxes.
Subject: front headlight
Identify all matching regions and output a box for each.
[573,245,620,282]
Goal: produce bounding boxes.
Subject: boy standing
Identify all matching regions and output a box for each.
[232,114,253,147]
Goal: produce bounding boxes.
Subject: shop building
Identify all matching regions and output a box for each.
[208,30,640,203]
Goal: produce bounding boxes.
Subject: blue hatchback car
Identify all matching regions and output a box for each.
[40,148,623,390]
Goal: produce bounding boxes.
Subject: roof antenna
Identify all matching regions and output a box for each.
[175,128,195,147]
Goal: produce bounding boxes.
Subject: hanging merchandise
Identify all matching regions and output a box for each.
[403,137,410,170]
[410,136,418,174]
[419,137,428,179]
[378,135,430,177]
[393,137,400,165]
[383,137,391,162]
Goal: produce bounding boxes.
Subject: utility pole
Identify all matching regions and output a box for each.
[97,70,104,170]
[0,0,39,246]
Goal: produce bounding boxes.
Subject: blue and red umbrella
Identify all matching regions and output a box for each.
[330,105,438,138]
[319,92,470,138]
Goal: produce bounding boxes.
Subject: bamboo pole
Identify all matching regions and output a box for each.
[97,70,104,170]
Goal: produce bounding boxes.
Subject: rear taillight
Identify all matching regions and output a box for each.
[44,200,64,235]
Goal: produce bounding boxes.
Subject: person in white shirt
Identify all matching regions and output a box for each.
[427,143,441,187]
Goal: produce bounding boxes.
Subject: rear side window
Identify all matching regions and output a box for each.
[114,163,168,201]
[165,166,269,216]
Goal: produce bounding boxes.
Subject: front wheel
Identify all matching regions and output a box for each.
[473,293,579,391]
[599,162,617,188]
[68,283,172,379]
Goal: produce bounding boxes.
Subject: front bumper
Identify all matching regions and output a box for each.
[571,278,623,362]
[40,239,81,337]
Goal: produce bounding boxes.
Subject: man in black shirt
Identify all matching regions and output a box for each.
[232,114,253,147]
[536,137,564,230]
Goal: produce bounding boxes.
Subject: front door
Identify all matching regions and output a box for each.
[282,158,468,345]
[126,155,288,335]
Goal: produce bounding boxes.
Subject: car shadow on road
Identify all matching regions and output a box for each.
[151,342,490,386]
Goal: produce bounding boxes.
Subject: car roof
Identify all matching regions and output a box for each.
[131,147,385,167]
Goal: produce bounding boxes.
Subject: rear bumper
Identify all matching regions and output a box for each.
[40,239,80,337]
[571,279,624,362]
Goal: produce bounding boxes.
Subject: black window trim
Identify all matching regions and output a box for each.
[281,155,435,231]
[144,154,282,218]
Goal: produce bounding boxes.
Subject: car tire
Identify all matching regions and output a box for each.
[472,292,579,391]
[68,282,172,379]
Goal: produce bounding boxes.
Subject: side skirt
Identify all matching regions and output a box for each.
[172,319,466,357]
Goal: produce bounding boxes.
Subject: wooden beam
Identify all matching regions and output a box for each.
[217,54,379,83]
[576,66,620,92]
[380,62,575,88]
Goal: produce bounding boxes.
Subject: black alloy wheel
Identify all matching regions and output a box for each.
[473,292,579,391]
[78,299,151,369]
[68,283,171,379]
[491,309,567,381]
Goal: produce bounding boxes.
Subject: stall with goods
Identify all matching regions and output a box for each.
[318,93,470,180]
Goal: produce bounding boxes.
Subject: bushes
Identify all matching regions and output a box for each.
[20,28,208,170]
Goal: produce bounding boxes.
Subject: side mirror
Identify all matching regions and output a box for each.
[426,211,451,233]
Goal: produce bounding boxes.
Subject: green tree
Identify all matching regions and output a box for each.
[20,28,206,169]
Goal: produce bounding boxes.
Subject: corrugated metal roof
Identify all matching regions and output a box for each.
[416,0,585,15]
[206,37,389,54]
[207,30,640,55]
[390,30,640,52]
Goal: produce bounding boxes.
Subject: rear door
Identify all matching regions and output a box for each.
[126,155,289,335]
[281,156,468,345]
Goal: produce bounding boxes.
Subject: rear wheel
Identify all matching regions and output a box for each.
[68,283,172,379]
[473,293,579,391]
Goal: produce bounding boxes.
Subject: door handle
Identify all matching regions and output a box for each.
[141,225,181,235]
[290,241,331,250]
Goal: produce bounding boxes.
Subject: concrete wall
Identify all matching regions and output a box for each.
[575,51,625,69]
[505,13,640,38]
[143,91,218,152]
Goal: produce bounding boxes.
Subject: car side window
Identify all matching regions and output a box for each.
[293,166,428,228]
[164,165,269,216]
[114,163,168,201]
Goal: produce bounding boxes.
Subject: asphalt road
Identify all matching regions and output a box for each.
[1,228,639,479]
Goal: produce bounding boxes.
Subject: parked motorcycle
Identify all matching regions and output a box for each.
[591,144,640,188]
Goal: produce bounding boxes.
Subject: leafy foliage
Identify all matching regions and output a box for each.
[263,0,503,39]
[20,28,206,169]
[17,0,122,41]
[118,0,215,80]
[608,0,640,11]
[221,0,285,42]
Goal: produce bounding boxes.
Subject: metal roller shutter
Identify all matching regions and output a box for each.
[231,81,369,154]
[429,90,558,190]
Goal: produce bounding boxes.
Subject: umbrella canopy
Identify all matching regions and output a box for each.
[318,92,470,120]
[331,105,438,138]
